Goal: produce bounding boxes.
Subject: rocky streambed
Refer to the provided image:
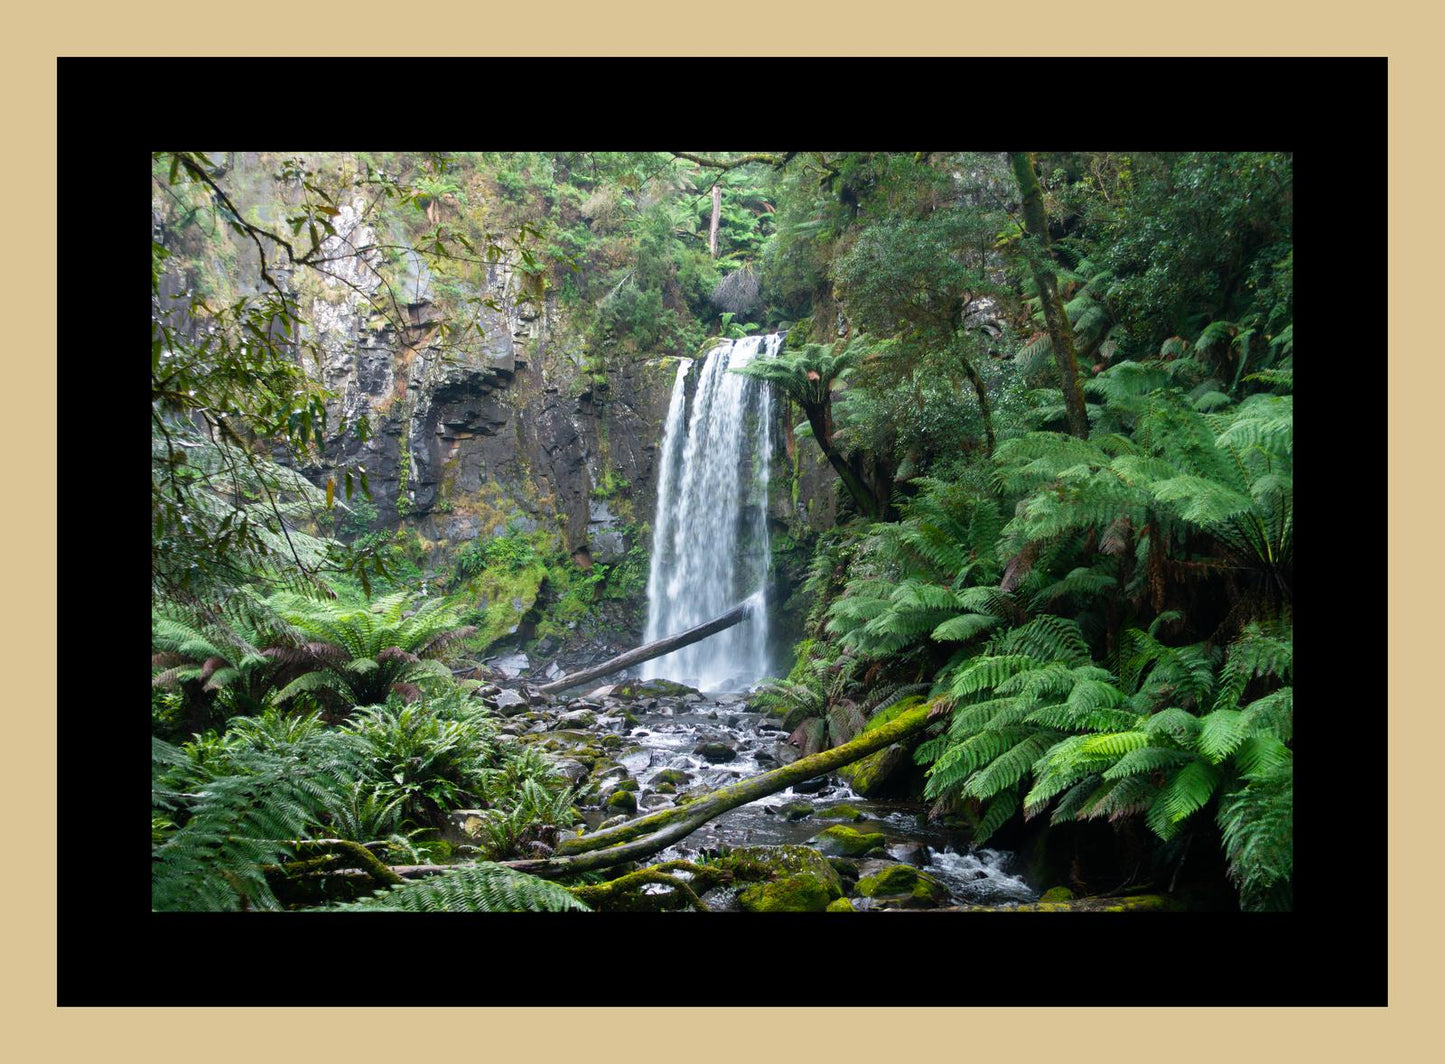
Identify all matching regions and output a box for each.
[456,677,1041,912]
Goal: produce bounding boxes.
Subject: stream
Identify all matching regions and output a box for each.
[506,683,1039,910]
[492,334,1037,909]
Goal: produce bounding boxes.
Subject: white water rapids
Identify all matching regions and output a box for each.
[641,334,780,691]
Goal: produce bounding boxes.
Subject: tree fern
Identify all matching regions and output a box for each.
[266,590,476,711]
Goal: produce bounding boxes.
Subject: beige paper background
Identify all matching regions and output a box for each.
[5,7,1429,1058]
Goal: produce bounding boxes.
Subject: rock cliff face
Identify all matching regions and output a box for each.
[276,190,835,582]
[156,154,838,659]
[316,288,839,563]
[269,190,694,572]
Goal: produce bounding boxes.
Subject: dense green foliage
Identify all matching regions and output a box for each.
[736,150,1293,910]
[150,149,1292,913]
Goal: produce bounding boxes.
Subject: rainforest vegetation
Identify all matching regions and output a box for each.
[151,150,1292,913]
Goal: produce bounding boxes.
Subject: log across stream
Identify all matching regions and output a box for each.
[491,683,1040,909]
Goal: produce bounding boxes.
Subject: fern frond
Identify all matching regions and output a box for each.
[335,863,591,912]
[1101,745,1194,780]
[1216,757,1292,911]
[973,790,1019,845]
[1145,758,1221,839]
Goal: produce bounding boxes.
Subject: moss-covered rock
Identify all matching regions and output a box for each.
[825,897,857,912]
[652,768,692,786]
[721,845,843,892]
[737,874,834,912]
[604,790,638,814]
[855,863,951,907]
[781,801,814,821]
[809,825,887,857]
[726,844,844,912]
[654,782,677,794]
[612,679,698,699]
[613,778,639,793]
[836,742,911,798]
[1040,886,1075,903]
[818,803,867,821]
[599,734,623,751]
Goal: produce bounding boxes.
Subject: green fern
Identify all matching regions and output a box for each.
[267,590,476,710]
[333,863,590,912]
[152,725,360,911]
[1216,758,1292,911]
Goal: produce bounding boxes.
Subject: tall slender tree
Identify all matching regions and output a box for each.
[1009,152,1090,438]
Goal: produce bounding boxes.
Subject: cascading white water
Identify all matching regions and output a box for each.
[641,334,779,691]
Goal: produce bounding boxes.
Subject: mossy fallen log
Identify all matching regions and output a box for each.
[501,698,940,879]
[290,839,405,886]
[568,860,725,912]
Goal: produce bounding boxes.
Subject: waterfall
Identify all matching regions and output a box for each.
[641,334,780,691]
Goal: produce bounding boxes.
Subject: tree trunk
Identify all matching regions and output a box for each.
[958,348,996,456]
[801,399,885,520]
[708,184,722,257]
[535,600,754,695]
[502,699,938,878]
[1009,152,1090,439]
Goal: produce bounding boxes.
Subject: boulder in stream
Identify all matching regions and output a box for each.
[809,825,887,858]
[603,790,638,814]
[727,845,845,913]
[693,740,737,763]
[855,863,951,908]
[611,678,698,699]
[836,741,913,797]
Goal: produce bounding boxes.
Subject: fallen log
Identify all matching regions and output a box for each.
[534,597,756,695]
[501,697,941,879]
[264,839,406,887]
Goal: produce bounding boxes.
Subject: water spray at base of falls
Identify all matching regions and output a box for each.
[641,335,780,691]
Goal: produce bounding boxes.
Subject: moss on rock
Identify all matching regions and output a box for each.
[737,874,834,912]
[605,790,638,814]
[825,897,858,912]
[612,679,698,699]
[855,863,950,906]
[809,825,887,858]
[719,844,844,902]
[781,801,814,821]
[836,743,911,798]
[1040,886,1075,902]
